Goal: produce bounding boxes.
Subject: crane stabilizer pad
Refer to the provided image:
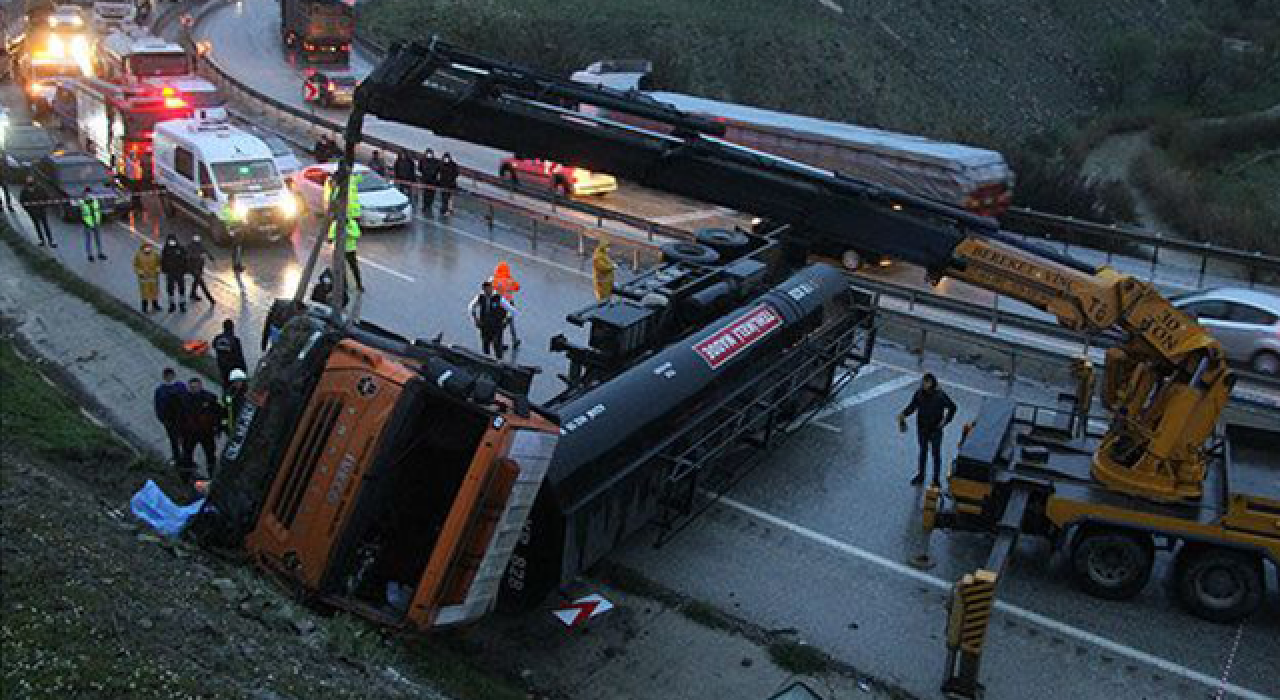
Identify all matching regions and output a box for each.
[945,570,997,654]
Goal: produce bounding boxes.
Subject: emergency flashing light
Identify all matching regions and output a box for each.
[164,97,187,109]
[162,87,176,96]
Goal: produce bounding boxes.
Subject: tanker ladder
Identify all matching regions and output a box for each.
[938,478,1041,700]
[652,305,876,545]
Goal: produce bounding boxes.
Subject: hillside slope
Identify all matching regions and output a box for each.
[359,0,1198,141]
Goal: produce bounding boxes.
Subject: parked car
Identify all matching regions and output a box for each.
[499,157,617,198]
[246,127,302,184]
[32,150,133,221]
[1172,287,1280,375]
[293,162,411,229]
[302,70,358,108]
[1,123,57,182]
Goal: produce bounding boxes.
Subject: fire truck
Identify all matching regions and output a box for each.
[64,77,192,184]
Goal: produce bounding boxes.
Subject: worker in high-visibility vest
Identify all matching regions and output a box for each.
[80,187,106,261]
[325,173,364,292]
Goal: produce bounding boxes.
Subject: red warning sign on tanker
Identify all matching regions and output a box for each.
[694,303,783,370]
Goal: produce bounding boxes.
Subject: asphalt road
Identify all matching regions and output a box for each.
[4,4,1278,697]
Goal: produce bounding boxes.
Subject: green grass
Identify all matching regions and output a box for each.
[0,219,218,380]
[0,338,123,460]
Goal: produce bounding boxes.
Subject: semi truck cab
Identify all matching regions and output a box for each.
[200,309,560,629]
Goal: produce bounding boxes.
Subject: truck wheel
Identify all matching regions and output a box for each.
[1069,526,1154,601]
[660,241,720,266]
[501,167,517,187]
[555,180,572,199]
[1175,545,1263,623]
[695,227,751,260]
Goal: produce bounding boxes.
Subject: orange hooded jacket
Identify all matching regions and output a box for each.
[491,261,520,302]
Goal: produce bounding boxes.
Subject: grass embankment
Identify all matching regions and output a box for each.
[1,334,530,699]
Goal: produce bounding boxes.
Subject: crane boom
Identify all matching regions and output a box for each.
[345,38,1233,501]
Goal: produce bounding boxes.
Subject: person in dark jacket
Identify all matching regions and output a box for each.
[437,152,459,216]
[392,149,416,198]
[898,373,957,487]
[212,318,247,386]
[153,368,189,466]
[181,377,223,479]
[416,148,440,213]
[186,234,215,306]
[160,234,188,312]
[369,149,389,178]
[469,279,515,360]
[314,134,339,162]
[310,266,348,308]
[19,177,55,247]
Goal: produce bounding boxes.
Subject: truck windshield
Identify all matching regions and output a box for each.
[212,159,281,193]
[128,53,190,77]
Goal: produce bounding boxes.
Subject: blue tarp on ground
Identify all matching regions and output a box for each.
[130,480,205,537]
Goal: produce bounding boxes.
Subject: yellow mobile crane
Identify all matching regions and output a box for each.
[331,39,1274,695]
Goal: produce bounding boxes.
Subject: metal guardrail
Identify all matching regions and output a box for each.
[193,7,1279,411]
[854,273,1280,400]
[1005,208,1280,289]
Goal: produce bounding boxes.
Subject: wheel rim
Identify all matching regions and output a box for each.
[1253,353,1279,375]
[1087,540,1140,586]
[1196,565,1245,610]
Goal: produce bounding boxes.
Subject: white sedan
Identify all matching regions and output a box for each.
[292,163,413,229]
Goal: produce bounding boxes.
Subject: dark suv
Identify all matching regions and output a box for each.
[32,151,133,222]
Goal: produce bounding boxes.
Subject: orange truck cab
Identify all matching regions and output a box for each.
[193,306,558,629]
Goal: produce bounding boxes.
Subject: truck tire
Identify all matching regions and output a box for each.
[554,179,572,199]
[1174,545,1264,623]
[694,227,751,260]
[660,241,720,266]
[1069,526,1154,601]
[500,166,518,187]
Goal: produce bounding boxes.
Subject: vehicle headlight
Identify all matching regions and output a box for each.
[277,192,297,218]
[231,199,249,221]
[48,35,65,59]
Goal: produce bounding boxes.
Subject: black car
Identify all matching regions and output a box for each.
[302,71,357,108]
[2,123,58,183]
[32,151,133,222]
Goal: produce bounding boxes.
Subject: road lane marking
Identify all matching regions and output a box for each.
[359,256,415,282]
[814,374,917,420]
[870,359,1002,399]
[717,496,1276,700]
[651,208,731,226]
[421,214,592,279]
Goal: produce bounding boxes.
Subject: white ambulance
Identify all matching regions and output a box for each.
[152,108,298,244]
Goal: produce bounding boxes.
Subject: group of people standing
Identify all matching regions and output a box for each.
[10,176,110,262]
[132,234,216,313]
[370,147,460,217]
[152,320,249,483]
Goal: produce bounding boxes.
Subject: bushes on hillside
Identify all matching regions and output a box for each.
[1131,151,1278,254]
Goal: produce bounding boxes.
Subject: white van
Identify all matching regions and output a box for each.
[152,108,298,244]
